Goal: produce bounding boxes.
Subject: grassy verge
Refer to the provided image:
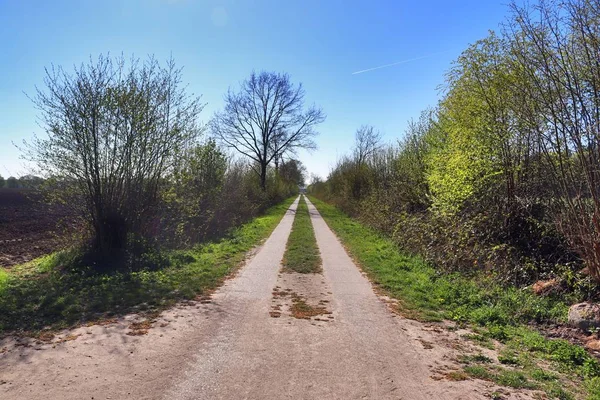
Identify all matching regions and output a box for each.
[281,196,321,274]
[309,196,600,400]
[0,197,296,336]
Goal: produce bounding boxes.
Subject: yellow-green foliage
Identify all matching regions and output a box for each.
[426,34,511,214]
[425,98,498,214]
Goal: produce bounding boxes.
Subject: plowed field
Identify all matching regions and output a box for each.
[0,188,76,267]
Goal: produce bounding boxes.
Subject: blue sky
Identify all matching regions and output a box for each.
[0,0,509,179]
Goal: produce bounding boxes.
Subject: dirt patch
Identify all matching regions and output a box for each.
[290,294,330,319]
[127,319,154,336]
[535,322,600,360]
[270,271,334,323]
[36,331,55,342]
[57,333,80,343]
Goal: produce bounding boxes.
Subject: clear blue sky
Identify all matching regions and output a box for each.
[0,0,509,180]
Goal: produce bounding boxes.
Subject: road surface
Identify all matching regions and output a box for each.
[0,196,532,399]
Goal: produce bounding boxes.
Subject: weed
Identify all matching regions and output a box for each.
[496,369,537,389]
[460,353,493,364]
[529,368,558,382]
[585,377,600,400]
[546,387,575,400]
[462,333,495,349]
[498,351,521,366]
[464,365,493,380]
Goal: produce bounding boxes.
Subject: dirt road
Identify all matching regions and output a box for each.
[0,196,533,399]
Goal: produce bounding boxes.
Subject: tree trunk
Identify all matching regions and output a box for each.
[260,162,268,191]
[274,154,280,174]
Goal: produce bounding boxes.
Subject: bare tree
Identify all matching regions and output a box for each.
[25,54,204,260]
[354,125,382,165]
[310,173,323,186]
[211,71,325,190]
[508,0,600,281]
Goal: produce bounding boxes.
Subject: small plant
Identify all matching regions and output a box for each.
[446,370,469,381]
[459,354,493,364]
[464,365,493,380]
[529,368,557,382]
[462,333,495,349]
[496,369,536,389]
[498,352,521,366]
[585,377,600,400]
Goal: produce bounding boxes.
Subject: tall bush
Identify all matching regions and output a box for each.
[26,55,204,263]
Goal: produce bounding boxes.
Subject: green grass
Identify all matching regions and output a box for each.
[308,197,568,325]
[0,269,9,291]
[0,197,296,335]
[308,196,600,399]
[281,196,321,274]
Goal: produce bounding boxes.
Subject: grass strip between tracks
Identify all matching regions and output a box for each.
[282,195,322,274]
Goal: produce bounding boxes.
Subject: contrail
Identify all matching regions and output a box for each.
[352,51,449,75]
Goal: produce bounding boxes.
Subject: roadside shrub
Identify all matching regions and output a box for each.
[26,55,204,267]
[309,33,585,292]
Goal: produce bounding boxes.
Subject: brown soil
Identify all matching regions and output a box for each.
[290,295,330,319]
[270,273,334,323]
[0,188,77,267]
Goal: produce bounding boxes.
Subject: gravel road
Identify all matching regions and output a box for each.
[0,195,534,399]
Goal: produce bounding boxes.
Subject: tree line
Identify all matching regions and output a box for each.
[310,0,600,290]
[0,175,44,189]
[21,55,321,269]
[0,176,18,188]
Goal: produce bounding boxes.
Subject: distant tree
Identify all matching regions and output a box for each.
[310,174,322,186]
[6,176,18,188]
[279,159,306,186]
[19,175,44,188]
[25,54,204,258]
[211,71,325,190]
[354,125,382,166]
[341,125,383,201]
[0,175,4,188]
